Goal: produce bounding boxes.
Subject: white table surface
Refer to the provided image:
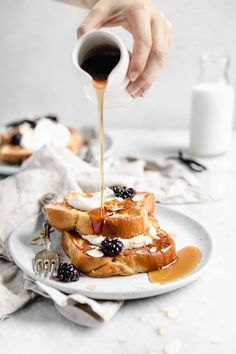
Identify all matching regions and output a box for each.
[1,128,236,354]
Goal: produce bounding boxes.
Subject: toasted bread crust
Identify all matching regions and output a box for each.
[45,192,155,238]
[0,145,31,164]
[46,202,94,234]
[62,227,176,277]
[0,127,84,164]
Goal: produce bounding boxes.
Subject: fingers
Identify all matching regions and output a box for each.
[76,0,172,97]
[77,3,111,38]
[127,4,152,82]
[128,11,172,97]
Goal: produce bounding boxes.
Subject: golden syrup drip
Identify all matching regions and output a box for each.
[93,79,106,217]
[148,246,202,283]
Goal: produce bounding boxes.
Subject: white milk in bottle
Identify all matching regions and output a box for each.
[190,55,234,157]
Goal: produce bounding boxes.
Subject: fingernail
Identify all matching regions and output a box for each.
[140,91,145,97]
[128,83,141,97]
[129,70,139,82]
[134,89,145,98]
[77,24,87,38]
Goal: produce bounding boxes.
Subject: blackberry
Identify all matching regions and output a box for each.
[112,186,136,199]
[27,120,37,129]
[7,118,36,129]
[57,263,80,282]
[10,133,22,145]
[45,115,58,123]
[100,237,123,256]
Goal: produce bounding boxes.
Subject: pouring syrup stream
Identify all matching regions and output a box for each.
[93,80,106,216]
[81,44,120,221]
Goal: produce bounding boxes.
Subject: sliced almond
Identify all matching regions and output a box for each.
[150,247,157,253]
[86,248,104,258]
[131,235,152,245]
[156,326,165,336]
[132,194,144,202]
[161,306,179,319]
[138,313,151,322]
[86,284,96,291]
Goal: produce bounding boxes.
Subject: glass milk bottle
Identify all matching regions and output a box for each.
[190,55,234,157]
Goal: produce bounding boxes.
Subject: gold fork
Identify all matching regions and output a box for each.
[34,193,59,279]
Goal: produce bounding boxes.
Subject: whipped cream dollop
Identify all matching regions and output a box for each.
[67,190,145,211]
[82,234,153,250]
[67,188,115,211]
[82,223,158,250]
[19,118,70,151]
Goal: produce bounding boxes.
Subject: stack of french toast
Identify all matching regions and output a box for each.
[45,187,177,277]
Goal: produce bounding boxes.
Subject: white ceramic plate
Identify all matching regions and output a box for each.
[0,131,113,177]
[8,206,212,300]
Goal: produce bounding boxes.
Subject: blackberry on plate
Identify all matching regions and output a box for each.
[10,133,22,145]
[112,186,136,199]
[100,237,124,256]
[57,263,80,282]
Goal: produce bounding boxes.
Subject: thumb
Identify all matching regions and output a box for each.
[77,6,110,38]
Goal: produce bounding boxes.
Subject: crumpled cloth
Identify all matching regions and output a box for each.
[0,144,219,326]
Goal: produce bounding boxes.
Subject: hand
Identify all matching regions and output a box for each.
[77,0,172,97]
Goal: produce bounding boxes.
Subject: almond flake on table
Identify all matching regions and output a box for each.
[163,337,182,354]
[161,306,179,319]
[156,326,165,336]
[138,313,152,322]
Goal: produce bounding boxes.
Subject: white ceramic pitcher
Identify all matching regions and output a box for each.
[72,30,132,108]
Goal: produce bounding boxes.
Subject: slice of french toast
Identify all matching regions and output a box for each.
[45,191,155,238]
[62,219,176,277]
[0,144,32,164]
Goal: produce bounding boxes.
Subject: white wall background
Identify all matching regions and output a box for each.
[0,0,235,130]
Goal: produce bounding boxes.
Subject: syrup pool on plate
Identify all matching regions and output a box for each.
[148,246,202,283]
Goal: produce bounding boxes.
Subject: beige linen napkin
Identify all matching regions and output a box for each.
[0,144,216,325]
